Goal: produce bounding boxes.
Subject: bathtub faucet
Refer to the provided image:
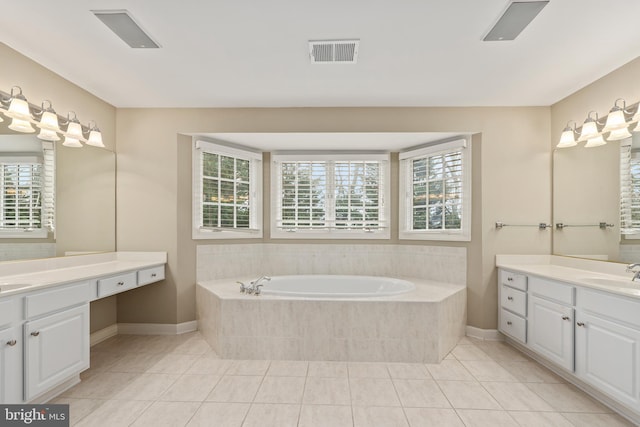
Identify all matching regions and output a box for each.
[250,276,271,295]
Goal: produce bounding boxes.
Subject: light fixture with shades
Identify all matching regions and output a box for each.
[557,98,640,149]
[0,86,107,150]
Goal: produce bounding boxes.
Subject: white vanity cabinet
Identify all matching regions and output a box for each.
[527,277,575,371]
[0,296,22,404]
[24,304,89,401]
[498,270,527,343]
[575,288,640,410]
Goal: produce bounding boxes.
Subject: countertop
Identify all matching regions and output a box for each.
[0,252,167,297]
[496,255,640,299]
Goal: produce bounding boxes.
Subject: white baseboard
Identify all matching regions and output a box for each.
[466,326,503,341]
[118,321,198,336]
[90,324,119,347]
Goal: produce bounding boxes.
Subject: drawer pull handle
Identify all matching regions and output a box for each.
[117,281,125,286]
[577,322,585,327]
[6,339,17,346]
[562,316,570,321]
[507,277,513,281]
[151,273,157,277]
[30,331,40,337]
[507,296,514,301]
[506,321,513,326]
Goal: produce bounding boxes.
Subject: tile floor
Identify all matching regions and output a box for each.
[52,333,637,426]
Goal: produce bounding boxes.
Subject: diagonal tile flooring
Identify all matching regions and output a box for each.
[52,333,637,426]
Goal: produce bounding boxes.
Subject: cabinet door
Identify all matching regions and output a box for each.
[575,311,640,409]
[0,326,22,403]
[528,295,574,371]
[24,304,89,401]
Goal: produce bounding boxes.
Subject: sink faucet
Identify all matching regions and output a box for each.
[626,263,640,281]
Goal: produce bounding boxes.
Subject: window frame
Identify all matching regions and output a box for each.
[271,152,390,240]
[398,138,471,241]
[192,139,263,240]
[0,140,55,239]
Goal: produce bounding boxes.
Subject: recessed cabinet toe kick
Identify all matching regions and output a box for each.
[498,267,640,424]
[0,254,166,404]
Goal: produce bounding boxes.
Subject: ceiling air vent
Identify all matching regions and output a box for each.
[92,9,160,48]
[309,39,359,64]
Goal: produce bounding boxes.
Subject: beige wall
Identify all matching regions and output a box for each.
[551,56,640,261]
[116,107,551,330]
[0,43,118,333]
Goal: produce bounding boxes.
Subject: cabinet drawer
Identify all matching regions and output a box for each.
[577,288,640,329]
[0,297,21,327]
[25,281,95,319]
[501,285,527,316]
[138,265,164,287]
[97,272,137,298]
[529,276,574,305]
[500,270,527,291]
[500,308,526,343]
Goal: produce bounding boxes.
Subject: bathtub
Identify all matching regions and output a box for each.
[260,275,415,298]
[196,275,466,363]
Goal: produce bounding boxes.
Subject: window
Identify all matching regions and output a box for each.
[272,153,390,239]
[192,139,262,239]
[620,143,640,237]
[399,138,471,241]
[0,140,55,238]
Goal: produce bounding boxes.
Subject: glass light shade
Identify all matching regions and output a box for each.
[86,129,104,148]
[633,115,640,132]
[557,129,577,148]
[37,111,60,132]
[8,118,35,133]
[606,126,632,141]
[603,109,627,132]
[579,119,599,141]
[5,97,31,121]
[62,136,82,148]
[37,128,60,142]
[65,121,84,140]
[584,135,607,148]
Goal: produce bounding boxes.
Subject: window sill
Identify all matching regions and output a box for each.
[399,230,470,242]
[192,229,263,240]
[271,230,390,240]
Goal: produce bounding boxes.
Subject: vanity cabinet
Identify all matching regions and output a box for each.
[0,325,22,404]
[498,267,640,423]
[24,304,89,401]
[498,270,527,343]
[0,296,22,404]
[575,288,640,409]
[527,277,575,371]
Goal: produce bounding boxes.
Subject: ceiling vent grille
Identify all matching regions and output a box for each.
[92,9,160,48]
[309,40,359,64]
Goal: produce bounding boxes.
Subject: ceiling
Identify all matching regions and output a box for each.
[2,0,640,108]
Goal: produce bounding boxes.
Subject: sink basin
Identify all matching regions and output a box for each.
[579,277,639,289]
[0,283,32,292]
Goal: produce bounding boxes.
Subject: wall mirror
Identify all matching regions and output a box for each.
[0,118,115,261]
[553,133,640,263]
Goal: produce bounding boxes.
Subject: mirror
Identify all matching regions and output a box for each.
[0,118,115,261]
[553,133,640,263]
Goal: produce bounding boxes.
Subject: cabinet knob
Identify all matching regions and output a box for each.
[562,316,570,321]
[30,331,40,337]
[506,321,513,326]
[151,273,157,277]
[577,322,585,327]
[507,296,514,301]
[117,281,125,286]
[507,277,513,281]
[6,339,17,346]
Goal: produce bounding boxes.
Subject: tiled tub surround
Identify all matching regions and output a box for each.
[197,277,466,363]
[196,244,467,285]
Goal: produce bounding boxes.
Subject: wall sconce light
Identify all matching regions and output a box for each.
[558,98,640,149]
[557,121,578,148]
[0,86,106,150]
